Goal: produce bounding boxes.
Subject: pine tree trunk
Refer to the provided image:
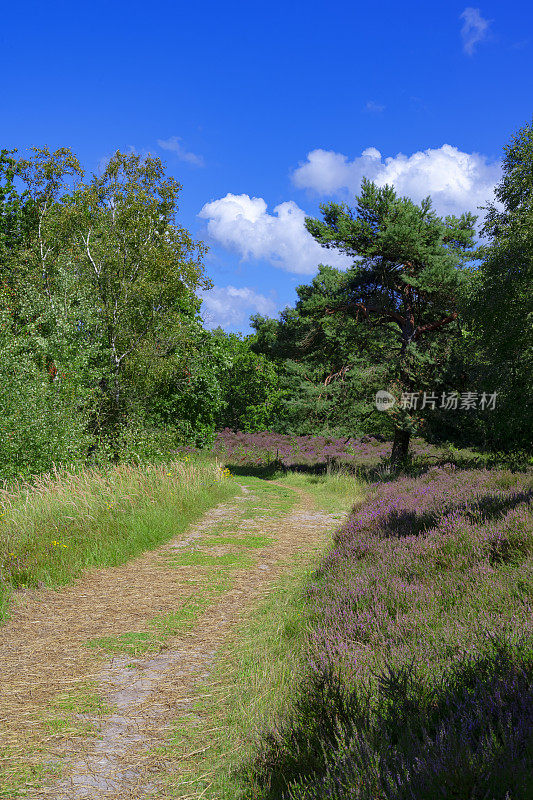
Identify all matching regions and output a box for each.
[391,428,410,468]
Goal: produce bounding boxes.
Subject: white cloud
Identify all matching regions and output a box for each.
[200,285,278,329]
[292,147,381,198]
[198,193,352,274]
[460,7,491,55]
[291,144,500,217]
[157,136,205,167]
[365,100,385,113]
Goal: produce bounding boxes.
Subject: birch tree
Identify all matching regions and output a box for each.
[74,151,210,451]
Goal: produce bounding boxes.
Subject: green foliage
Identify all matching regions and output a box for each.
[68,150,210,451]
[250,265,401,439]
[305,181,477,448]
[0,305,92,479]
[0,124,530,476]
[126,321,224,448]
[0,150,29,268]
[215,331,285,431]
[248,123,530,457]
[251,183,478,454]
[248,179,491,467]
[463,120,533,450]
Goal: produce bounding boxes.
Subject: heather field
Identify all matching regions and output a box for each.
[2,31,532,800]
[239,466,533,800]
[188,429,460,472]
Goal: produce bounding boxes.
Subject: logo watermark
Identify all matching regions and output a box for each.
[375,390,396,411]
[375,390,498,411]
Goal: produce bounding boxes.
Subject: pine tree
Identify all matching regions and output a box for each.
[305,179,477,464]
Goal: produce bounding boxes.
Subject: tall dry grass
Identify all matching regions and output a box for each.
[0,458,234,623]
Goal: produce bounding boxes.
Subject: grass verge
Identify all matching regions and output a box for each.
[277,469,365,514]
[0,459,235,624]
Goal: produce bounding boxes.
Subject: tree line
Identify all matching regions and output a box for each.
[0,122,531,477]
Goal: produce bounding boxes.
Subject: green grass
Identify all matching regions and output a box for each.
[87,630,159,656]
[149,549,336,799]
[0,459,235,624]
[276,469,365,515]
[236,477,297,518]
[199,534,274,548]
[43,684,114,736]
[0,753,62,799]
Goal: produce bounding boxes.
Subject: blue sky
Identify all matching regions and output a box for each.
[2,0,532,331]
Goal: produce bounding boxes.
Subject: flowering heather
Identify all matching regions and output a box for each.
[205,430,446,470]
[246,467,533,800]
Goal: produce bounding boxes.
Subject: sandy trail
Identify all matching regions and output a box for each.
[0,481,342,799]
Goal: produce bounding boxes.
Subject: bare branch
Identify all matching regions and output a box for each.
[413,312,458,340]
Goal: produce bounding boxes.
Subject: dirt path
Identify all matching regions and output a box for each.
[0,480,342,799]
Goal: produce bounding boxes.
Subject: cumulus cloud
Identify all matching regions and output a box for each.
[291,144,500,217]
[198,193,352,274]
[157,136,205,167]
[292,147,382,198]
[200,285,278,329]
[460,7,491,55]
